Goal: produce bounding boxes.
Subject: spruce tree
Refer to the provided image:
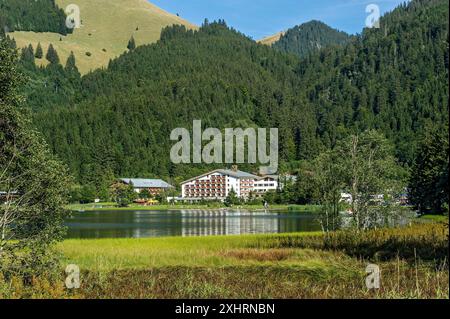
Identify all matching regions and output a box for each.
[65,51,79,74]
[20,44,35,64]
[35,42,43,59]
[127,36,136,51]
[45,43,59,64]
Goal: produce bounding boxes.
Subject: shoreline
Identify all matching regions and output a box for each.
[67,203,321,213]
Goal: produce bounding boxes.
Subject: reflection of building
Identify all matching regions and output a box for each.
[119,178,174,196]
[180,210,279,237]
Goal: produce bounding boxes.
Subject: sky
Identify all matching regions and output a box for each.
[150,0,407,40]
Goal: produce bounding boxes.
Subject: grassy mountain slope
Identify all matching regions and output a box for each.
[8,0,197,74]
[258,31,285,46]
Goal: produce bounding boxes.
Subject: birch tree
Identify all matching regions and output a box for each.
[336,130,405,230]
[312,130,406,231]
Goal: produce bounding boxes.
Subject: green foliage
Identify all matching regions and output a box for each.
[111,183,137,207]
[0,37,71,277]
[0,0,72,35]
[224,188,240,207]
[272,20,350,57]
[305,130,407,230]
[307,149,346,231]
[154,192,167,204]
[139,189,151,199]
[79,185,97,204]
[337,131,406,229]
[409,124,449,214]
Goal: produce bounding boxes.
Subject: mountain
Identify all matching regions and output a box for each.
[8,0,197,74]
[294,0,448,163]
[15,0,449,192]
[269,20,350,57]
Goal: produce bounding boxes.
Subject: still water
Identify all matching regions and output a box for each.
[65,210,321,239]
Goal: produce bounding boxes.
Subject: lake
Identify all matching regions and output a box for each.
[65,210,321,239]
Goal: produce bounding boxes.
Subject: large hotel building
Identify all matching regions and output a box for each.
[181,167,284,201]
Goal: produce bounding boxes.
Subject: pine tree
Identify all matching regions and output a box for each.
[20,44,35,64]
[35,42,43,59]
[127,36,136,51]
[65,51,79,75]
[45,43,60,64]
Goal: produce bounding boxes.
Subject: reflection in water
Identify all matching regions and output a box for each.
[65,210,321,239]
[180,210,280,236]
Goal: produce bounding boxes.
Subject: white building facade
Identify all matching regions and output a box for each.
[181,169,293,201]
[181,169,258,200]
[253,176,278,198]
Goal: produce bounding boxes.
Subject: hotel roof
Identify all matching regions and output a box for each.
[181,169,260,184]
[120,178,174,189]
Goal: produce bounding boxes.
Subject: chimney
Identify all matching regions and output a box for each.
[231,165,238,172]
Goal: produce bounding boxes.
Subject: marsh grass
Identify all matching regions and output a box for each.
[1,261,447,299]
[1,222,448,299]
[250,223,449,262]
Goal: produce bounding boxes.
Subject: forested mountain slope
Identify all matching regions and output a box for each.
[31,22,319,187]
[271,20,350,57]
[0,0,71,35]
[23,0,449,190]
[295,0,448,163]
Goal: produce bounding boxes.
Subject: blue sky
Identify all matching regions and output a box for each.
[150,0,407,39]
